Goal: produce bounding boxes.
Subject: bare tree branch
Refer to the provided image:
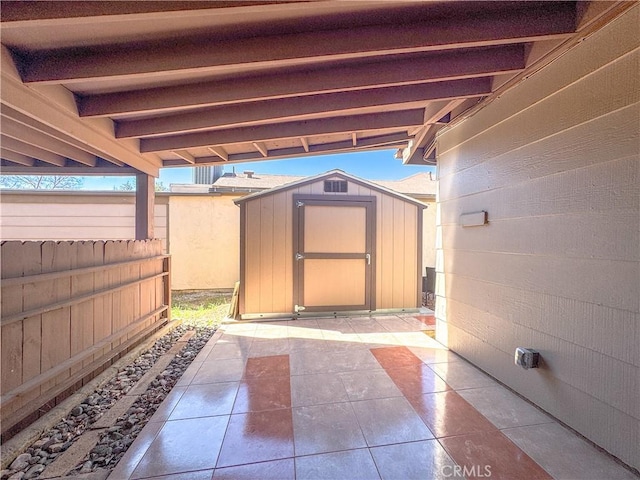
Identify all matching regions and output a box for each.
[0,175,84,189]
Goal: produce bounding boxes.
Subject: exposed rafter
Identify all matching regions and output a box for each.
[15,4,575,85]
[80,45,526,118]
[1,104,126,167]
[1,148,36,166]
[141,110,424,152]
[2,117,97,166]
[0,135,67,166]
[163,132,411,166]
[401,99,467,165]
[0,165,138,175]
[2,1,624,171]
[114,77,492,138]
[172,150,195,164]
[252,142,269,157]
[207,146,229,161]
[1,46,161,175]
[0,1,253,21]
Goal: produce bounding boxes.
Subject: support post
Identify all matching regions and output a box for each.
[135,173,155,240]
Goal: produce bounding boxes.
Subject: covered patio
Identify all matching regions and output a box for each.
[1,1,638,478]
[108,315,634,479]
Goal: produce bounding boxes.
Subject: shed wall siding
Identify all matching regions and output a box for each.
[241,177,421,315]
[435,6,639,469]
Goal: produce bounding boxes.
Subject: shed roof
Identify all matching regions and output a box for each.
[234,170,427,208]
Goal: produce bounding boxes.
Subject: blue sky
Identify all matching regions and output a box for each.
[81,148,435,190]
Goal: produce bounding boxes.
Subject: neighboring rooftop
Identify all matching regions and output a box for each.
[172,170,437,198]
[211,172,304,192]
[372,172,437,197]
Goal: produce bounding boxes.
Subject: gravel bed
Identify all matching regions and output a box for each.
[1,325,215,480]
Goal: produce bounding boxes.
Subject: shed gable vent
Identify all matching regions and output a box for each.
[324,180,348,193]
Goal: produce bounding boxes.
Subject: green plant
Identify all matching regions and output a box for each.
[170,290,232,329]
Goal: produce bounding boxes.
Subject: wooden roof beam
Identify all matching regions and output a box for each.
[172,150,195,164]
[423,99,463,125]
[0,1,259,22]
[114,77,491,138]
[402,99,466,164]
[207,146,228,161]
[1,104,126,167]
[402,124,440,165]
[1,47,161,175]
[0,149,36,167]
[1,116,97,167]
[162,132,410,166]
[0,165,138,175]
[80,44,526,118]
[0,135,67,166]
[17,4,574,85]
[252,142,268,157]
[141,109,425,153]
[300,137,310,153]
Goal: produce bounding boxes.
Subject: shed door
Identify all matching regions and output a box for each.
[294,196,375,313]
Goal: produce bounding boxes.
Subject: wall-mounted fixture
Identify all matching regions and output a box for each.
[515,347,540,369]
[460,210,488,227]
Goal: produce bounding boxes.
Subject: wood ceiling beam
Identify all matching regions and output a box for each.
[207,146,228,161]
[162,132,410,166]
[80,44,526,118]
[0,149,36,167]
[1,104,125,167]
[17,4,574,85]
[115,77,492,138]
[402,124,441,165]
[172,150,195,164]
[1,116,97,166]
[141,109,424,153]
[300,137,310,153]
[402,99,466,164]
[0,165,138,175]
[423,99,463,125]
[1,135,67,167]
[1,46,161,176]
[252,142,269,157]
[0,1,261,22]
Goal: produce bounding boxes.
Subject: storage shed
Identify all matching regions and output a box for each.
[235,170,426,319]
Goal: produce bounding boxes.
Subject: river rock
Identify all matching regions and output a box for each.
[48,443,65,453]
[9,454,31,471]
[79,460,93,473]
[23,464,45,480]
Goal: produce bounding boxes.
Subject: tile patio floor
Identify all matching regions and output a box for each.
[108,315,636,480]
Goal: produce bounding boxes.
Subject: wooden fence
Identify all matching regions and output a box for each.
[0,239,170,436]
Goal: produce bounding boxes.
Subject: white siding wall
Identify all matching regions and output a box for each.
[435,7,639,469]
[0,193,168,252]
